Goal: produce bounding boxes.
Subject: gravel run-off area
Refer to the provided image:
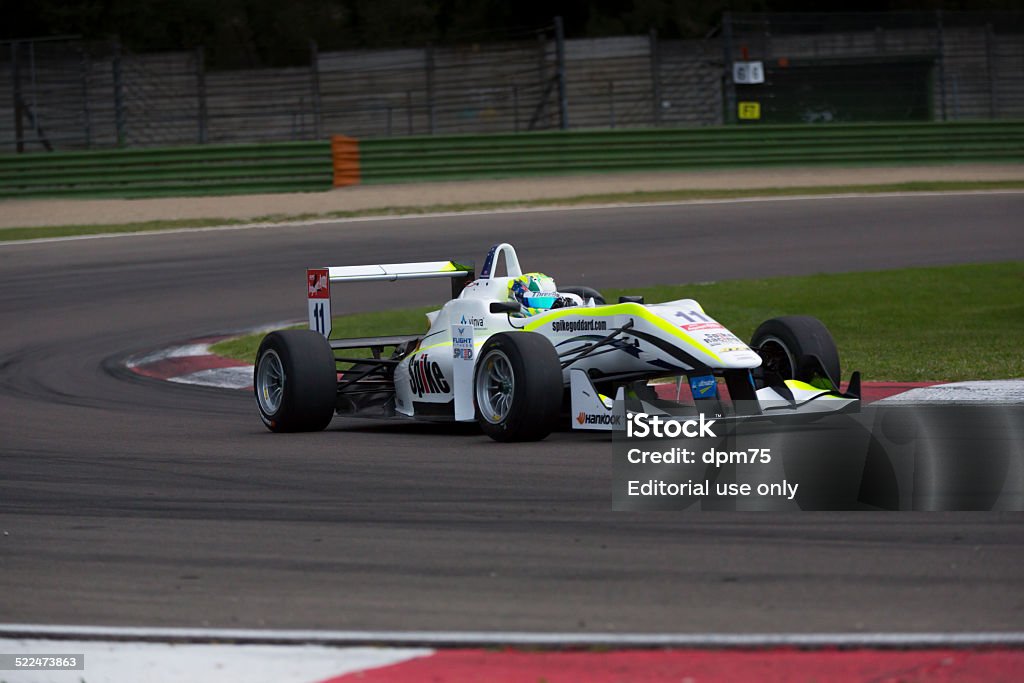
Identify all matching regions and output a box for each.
[2,163,1023,229]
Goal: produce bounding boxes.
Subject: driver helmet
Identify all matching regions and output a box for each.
[510,272,559,315]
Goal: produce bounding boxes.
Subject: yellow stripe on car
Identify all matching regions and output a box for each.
[521,303,722,363]
[784,379,844,398]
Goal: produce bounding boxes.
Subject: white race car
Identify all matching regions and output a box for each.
[255,243,859,441]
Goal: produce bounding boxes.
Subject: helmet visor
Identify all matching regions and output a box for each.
[524,294,557,309]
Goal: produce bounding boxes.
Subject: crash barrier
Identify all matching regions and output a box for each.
[336,120,1024,186]
[0,140,331,199]
[1,121,1020,198]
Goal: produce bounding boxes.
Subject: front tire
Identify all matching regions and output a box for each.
[255,330,336,432]
[751,316,841,387]
[474,332,563,442]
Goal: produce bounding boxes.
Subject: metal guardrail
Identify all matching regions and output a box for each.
[354,121,1024,184]
[1,122,1020,199]
[0,140,331,198]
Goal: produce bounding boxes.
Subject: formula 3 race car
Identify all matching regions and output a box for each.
[254,243,860,441]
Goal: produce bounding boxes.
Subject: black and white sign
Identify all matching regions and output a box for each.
[732,61,765,84]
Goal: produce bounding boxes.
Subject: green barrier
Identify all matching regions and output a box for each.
[2,122,1022,199]
[359,121,1024,185]
[0,141,332,199]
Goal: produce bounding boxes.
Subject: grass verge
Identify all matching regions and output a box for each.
[212,262,1024,383]
[3,179,1023,242]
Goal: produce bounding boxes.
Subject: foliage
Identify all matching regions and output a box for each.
[8,0,1023,67]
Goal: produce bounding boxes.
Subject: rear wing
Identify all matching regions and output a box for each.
[307,260,474,338]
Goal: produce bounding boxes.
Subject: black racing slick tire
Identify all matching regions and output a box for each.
[474,332,563,442]
[560,286,606,305]
[254,330,337,432]
[751,316,841,386]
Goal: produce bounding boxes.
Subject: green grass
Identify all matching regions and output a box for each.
[211,306,435,364]
[212,262,1024,382]
[3,179,1022,242]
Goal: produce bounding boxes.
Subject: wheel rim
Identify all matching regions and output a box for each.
[256,349,285,415]
[476,349,515,424]
[757,336,795,379]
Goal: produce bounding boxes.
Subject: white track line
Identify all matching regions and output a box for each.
[167,366,253,389]
[0,638,430,683]
[1,625,1022,649]
[3,189,1023,247]
[878,379,1024,403]
[125,344,212,368]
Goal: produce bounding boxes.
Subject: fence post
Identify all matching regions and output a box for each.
[11,41,24,153]
[608,81,615,128]
[112,40,126,146]
[425,44,436,134]
[985,23,997,119]
[406,89,413,134]
[512,84,520,132]
[649,28,662,126]
[533,31,548,129]
[28,41,40,145]
[721,12,737,125]
[196,46,208,143]
[536,30,547,93]
[935,10,947,122]
[554,16,568,129]
[309,39,323,139]
[80,48,92,149]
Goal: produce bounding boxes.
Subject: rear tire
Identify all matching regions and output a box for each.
[255,330,336,432]
[750,316,841,386]
[474,332,563,442]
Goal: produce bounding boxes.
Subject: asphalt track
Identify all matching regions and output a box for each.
[1,192,1023,633]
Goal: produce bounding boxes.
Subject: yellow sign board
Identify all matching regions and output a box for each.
[738,101,761,120]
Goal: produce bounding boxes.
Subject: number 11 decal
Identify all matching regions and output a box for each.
[307,268,332,338]
[314,303,325,333]
[308,298,332,338]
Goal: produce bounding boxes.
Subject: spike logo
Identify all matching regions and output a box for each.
[409,353,451,397]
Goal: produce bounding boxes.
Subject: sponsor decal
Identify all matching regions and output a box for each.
[577,411,622,426]
[408,352,451,397]
[702,332,744,347]
[552,319,608,333]
[452,327,474,345]
[307,269,331,336]
[459,314,485,328]
[307,269,330,299]
[679,322,722,331]
[452,325,474,360]
[480,245,498,278]
[689,374,718,399]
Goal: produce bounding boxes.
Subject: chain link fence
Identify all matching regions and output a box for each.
[2,11,1022,153]
[723,11,1024,125]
